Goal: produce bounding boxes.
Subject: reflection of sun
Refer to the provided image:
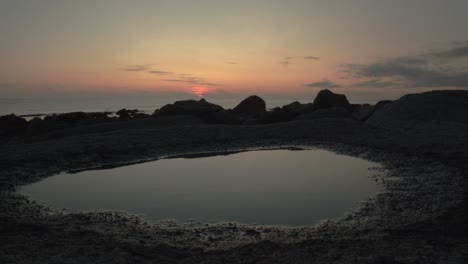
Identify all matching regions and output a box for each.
[191,86,207,97]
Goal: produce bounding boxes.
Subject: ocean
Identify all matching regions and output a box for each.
[0,95,316,118]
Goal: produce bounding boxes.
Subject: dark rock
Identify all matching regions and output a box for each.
[56,112,90,123]
[25,117,46,136]
[367,90,468,128]
[232,95,266,116]
[154,99,224,117]
[116,108,140,118]
[374,100,392,111]
[260,107,296,123]
[45,112,109,123]
[0,114,28,136]
[202,110,241,125]
[352,101,392,122]
[352,104,374,121]
[281,101,313,114]
[132,113,150,119]
[259,101,314,124]
[295,107,355,120]
[312,89,351,111]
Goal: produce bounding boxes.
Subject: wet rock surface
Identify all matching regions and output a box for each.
[1,90,468,263]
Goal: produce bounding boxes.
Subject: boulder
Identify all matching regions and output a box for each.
[366,90,468,128]
[132,113,150,119]
[351,100,392,121]
[25,117,46,136]
[351,104,374,121]
[260,107,296,123]
[281,101,313,114]
[0,114,28,136]
[232,95,266,116]
[116,108,139,118]
[154,98,224,117]
[374,100,392,112]
[312,89,351,111]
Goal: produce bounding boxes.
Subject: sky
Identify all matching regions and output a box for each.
[1,0,468,103]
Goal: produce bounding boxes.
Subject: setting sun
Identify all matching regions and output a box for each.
[191,86,207,97]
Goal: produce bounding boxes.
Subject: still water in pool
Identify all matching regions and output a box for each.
[20,149,382,226]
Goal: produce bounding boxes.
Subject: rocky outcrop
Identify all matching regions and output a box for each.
[366,90,468,128]
[202,110,241,125]
[260,107,295,123]
[154,99,224,117]
[116,109,138,118]
[295,107,354,120]
[352,100,392,121]
[281,101,313,115]
[0,114,28,137]
[260,101,314,124]
[25,117,46,136]
[351,104,374,121]
[312,89,351,111]
[232,95,266,116]
[44,112,109,123]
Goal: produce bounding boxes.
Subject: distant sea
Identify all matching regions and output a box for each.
[0,95,375,118]
[0,95,321,118]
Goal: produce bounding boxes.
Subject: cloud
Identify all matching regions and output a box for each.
[123,64,217,85]
[163,75,218,86]
[304,56,320,60]
[430,45,468,59]
[280,56,293,67]
[148,70,173,75]
[343,42,468,88]
[121,64,156,72]
[350,79,400,88]
[227,62,238,65]
[305,80,341,89]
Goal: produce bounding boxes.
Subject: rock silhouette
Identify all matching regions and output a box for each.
[232,95,266,115]
[367,90,468,128]
[44,112,109,123]
[312,89,351,111]
[351,100,392,121]
[154,98,224,117]
[116,109,139,118]
[0,114,27,136]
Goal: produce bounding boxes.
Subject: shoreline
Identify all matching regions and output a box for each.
[1,135,465,261]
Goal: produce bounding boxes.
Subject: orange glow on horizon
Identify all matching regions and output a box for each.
[191,86,208,97]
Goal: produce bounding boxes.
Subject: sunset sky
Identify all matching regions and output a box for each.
[1,0,468,103]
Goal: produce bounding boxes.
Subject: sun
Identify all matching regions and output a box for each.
[191,86,208,97]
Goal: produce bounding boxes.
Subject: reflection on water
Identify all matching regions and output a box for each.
[20,149,382,226]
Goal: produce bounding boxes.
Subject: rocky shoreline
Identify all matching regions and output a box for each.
[1,90,468,263]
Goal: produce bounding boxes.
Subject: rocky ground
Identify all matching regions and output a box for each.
[1,90,468,263]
